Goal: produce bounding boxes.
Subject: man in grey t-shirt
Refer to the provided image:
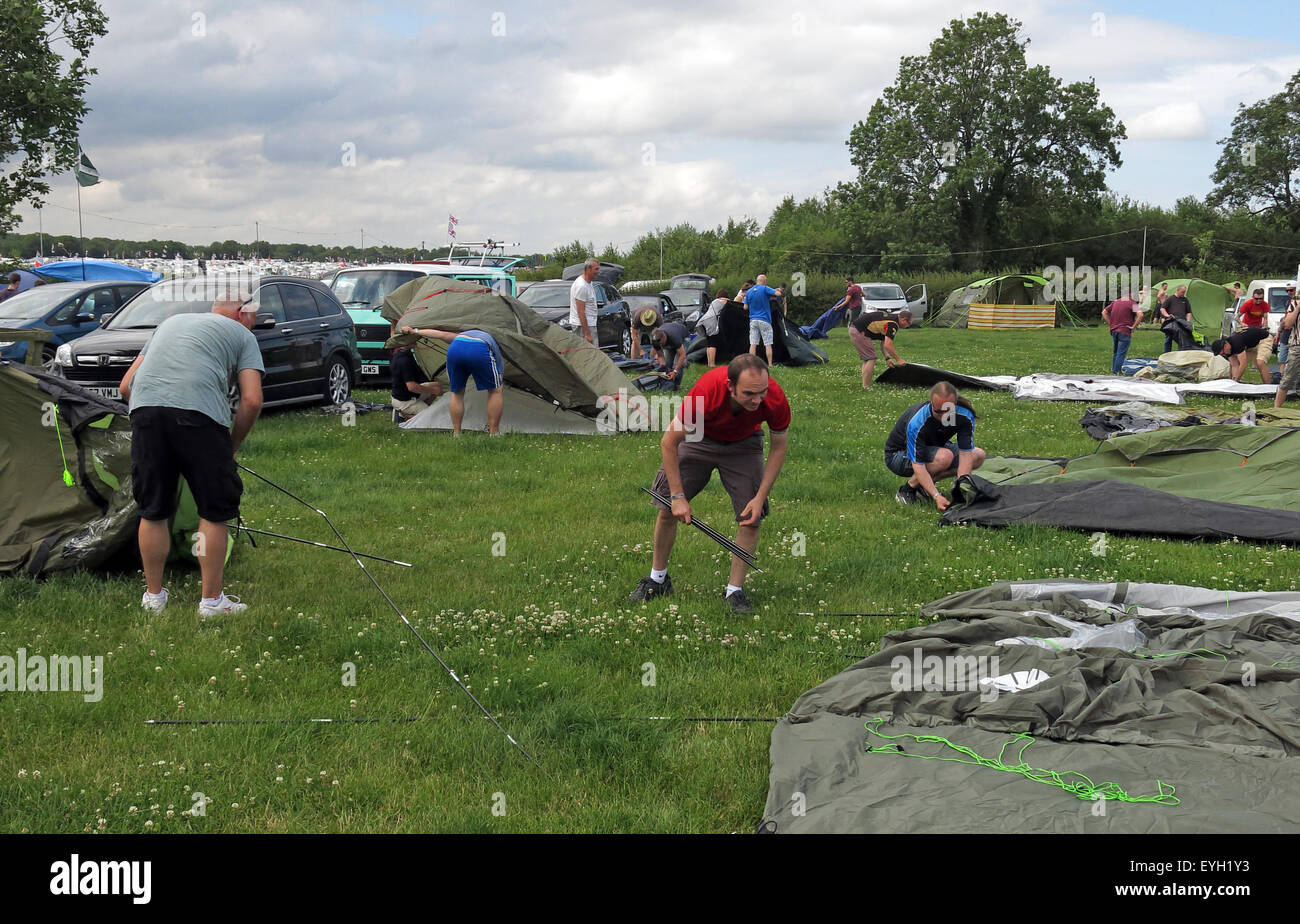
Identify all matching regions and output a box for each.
[119,299,265,619]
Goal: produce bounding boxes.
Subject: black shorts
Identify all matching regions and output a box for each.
[650,433,769,521]
[130,406,242,522]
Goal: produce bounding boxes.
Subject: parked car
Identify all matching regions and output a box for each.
[1219,278,1296,338]
[849,282,929,323]
[658,287,709,325]
[0,280,151,369]
[516,279,633,354]
[324,263,516,382]
[52,275,360,411]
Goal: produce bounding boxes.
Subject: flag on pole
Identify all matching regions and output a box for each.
[74,145,101,187]
[448,214,458,238]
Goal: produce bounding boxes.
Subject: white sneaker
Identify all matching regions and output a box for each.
[141,588,169,613]
[198,593,247,618]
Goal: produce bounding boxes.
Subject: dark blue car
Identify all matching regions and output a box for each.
[0,280,151,369]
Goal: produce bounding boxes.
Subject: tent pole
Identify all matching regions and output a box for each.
[1140,226,1147,284]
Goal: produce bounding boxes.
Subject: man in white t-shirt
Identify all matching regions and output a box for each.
[569,257,600,344]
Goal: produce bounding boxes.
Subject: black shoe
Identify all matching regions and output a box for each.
[895,483,921,505]
[628,574,673,602]
[725,588,753,613]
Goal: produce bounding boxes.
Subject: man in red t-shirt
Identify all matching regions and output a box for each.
[1236,288,1274,382]
[1238,289,1270,329]
[842,276,865,326]
[627,354,790,613]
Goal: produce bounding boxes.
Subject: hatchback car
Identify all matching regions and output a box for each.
[52,275,360,410]
[516,279,633,354]
[0,280,151,369]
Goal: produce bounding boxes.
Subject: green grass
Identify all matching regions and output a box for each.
[3,324,1295,832]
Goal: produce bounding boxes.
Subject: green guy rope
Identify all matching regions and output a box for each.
[52,404,74,487]
[863,717,1179,806]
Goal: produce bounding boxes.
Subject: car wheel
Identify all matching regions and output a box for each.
[323,356,351,406]
[41,345,57,373]
[620,324,632,356]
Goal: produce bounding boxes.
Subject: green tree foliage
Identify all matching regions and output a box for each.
[0,0,108,234]
[1208,69,1300,233]
[839,12,1124,270]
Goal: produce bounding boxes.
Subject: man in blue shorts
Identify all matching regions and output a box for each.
[883,381,986,510]
[399,325,505,434]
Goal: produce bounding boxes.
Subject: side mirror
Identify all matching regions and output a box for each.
[254,313,276,330]
[99,312,116,327]
[74,314,95,324]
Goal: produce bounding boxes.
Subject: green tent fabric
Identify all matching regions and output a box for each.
[763,580,1300,833]
[1138,278,1232,334]
[928,274,1056,328]
[381,276,633,416]
[942,425,1300,541]
[0,363,137,575]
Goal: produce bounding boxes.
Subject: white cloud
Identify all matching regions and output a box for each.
[1127,101,1210,140]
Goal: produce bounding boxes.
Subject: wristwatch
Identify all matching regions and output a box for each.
[670,493,686,500]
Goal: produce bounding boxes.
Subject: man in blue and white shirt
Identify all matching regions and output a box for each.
[883,381,986,510]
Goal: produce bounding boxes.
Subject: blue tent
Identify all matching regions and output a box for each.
[34,259,162,283]
[799,304,845,340]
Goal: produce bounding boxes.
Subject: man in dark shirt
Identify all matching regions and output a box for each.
[1212,328,1273,383]
[1164,285,1190,353]
[849,309,912,389]
[883,381,985,509]
[649,321,690,389]
[1159,285,1193,353]
[390,345,443,422]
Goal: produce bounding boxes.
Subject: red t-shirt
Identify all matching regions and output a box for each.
[1105,298,1138,335]
[678,366,791,442]
[845,285,863,310]
[1239,298,1269,328]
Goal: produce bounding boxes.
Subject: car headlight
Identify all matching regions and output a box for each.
[55,343,73,367]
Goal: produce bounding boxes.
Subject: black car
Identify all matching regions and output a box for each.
[516,279,633,355]
[659,287,709,326]
[53,275,361,410]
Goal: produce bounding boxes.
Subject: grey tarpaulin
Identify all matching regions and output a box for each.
[762,581,1300,833]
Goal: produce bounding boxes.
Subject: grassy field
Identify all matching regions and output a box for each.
[3,323,1296,833]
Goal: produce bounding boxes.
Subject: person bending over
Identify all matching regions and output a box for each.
[1211,327,1272,384]
[400,326,504,435]
[849,308,912,389]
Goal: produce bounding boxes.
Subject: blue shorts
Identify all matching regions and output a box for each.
[446,334,504,393]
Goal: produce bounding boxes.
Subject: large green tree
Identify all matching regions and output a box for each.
[0,0,107,234]
[840,13,1124,269]
[1208,70,1300,233]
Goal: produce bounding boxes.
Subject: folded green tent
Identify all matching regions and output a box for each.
[763,580,1300,833]
[943,425,1300,542]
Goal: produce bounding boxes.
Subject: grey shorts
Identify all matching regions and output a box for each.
[650,432,769,521]
[749,319,774,346]
[849,326,878,361]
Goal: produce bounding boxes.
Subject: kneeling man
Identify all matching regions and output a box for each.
[884,381,985,511]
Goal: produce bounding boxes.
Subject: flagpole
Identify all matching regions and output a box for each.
[76,179,85,281]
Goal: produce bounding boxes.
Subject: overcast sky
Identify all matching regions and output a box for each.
[16,0,1300,254]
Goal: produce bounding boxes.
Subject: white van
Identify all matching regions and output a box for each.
[1220,277,1298,338]
[852,282,928,323]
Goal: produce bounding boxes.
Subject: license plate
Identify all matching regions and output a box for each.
[86,386,120,399]
[361,364,380,375]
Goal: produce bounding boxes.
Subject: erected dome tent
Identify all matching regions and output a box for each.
[1137,278,1231,339]
[0,362,137,575]
[928,274,1061,329]
[763,580,1300,833]
[381,276,635,433]
[33,259,162,284]
[683,298,828,367]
